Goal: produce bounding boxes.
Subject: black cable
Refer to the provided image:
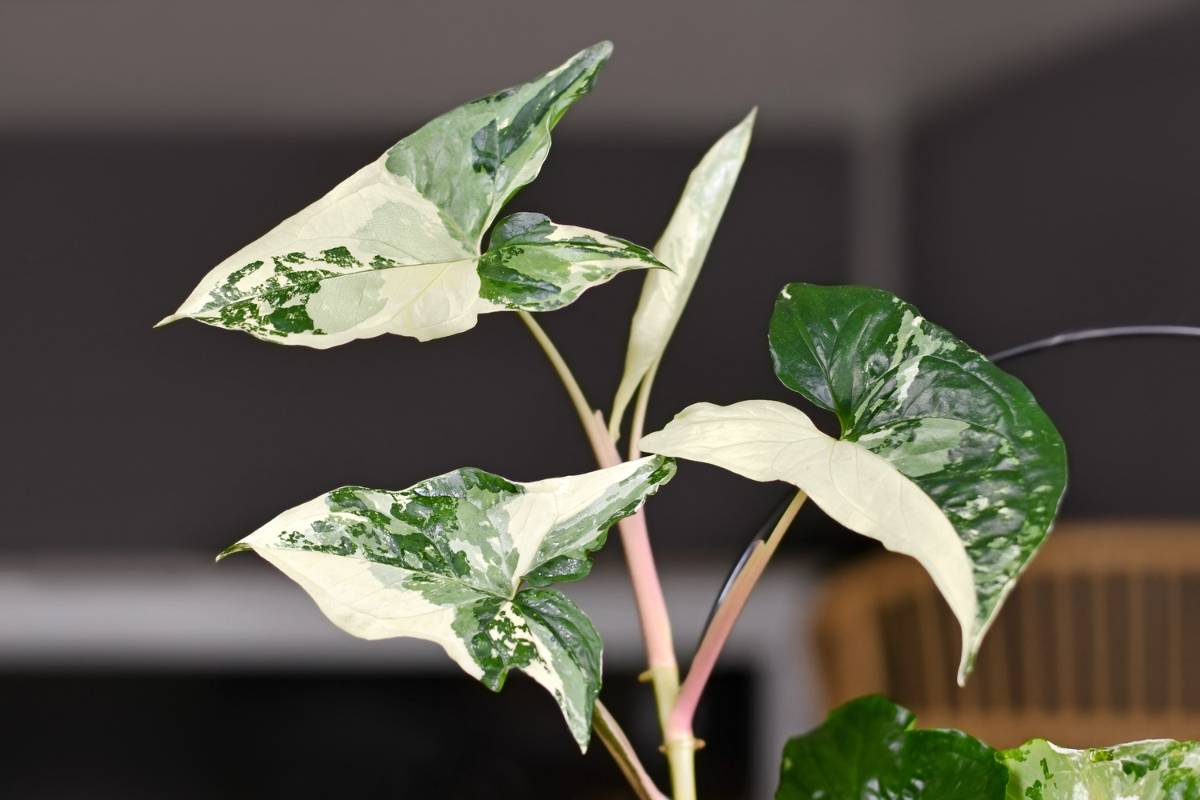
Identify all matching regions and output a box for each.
[700,494,794,635]
[701,323,1200,631]
[987,324,1200,364]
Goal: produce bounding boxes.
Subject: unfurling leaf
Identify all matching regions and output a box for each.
[609,109,755,439]
[776,696,1008,800]
[218,455,676,749]
[641,284,1067,683]
[778,697,1200,800]
[159,42,661,347]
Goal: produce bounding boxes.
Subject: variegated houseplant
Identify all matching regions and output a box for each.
[160,43,1199,799]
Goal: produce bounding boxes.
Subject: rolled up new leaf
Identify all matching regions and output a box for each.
[218,455,676,750]
[642,284,1067,683]
[160,42,664,347]
[609,109,755,439]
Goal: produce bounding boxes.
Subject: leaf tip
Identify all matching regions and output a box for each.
[589,40,614,60]
[215,542,250,563]
[570,40,613,72]
[956,644,976,687]
[646,251,672,273]
[153,313,183,329]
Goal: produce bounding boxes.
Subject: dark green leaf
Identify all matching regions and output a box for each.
[769,284,1067,680]
[776,696,1008,800]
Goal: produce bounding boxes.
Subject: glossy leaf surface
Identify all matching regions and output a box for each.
[776,696,1008,800]
[1002,738,1200,800]
[768,283,1067,680]
[779,697,1200,799]
[477,212,665,311]
[218,455,676,749]
[160,42,660,347]
[608,110,755,438]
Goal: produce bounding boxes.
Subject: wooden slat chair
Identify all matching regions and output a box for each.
[814,520,1200,747]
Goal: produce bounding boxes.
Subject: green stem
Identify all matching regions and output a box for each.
[590,413,681,726]
[517,312,686,797]
[667,490,808,757]
[517,311,607,455]
[666,738,697,800]
[593,700,670,800]
[619,361,695,798]
[626,358,660,460]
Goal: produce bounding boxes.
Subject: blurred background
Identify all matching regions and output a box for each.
[4,1,1200,797]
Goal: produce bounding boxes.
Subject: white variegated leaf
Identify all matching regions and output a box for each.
[218,455,676,749]
[608,109,755,438]
[648,286,1066,685]
[639,400,978,672]
[1003,738,1200,798]
[159,42,661,347]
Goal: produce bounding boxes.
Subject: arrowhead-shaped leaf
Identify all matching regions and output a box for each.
[218,455,676,750]
[639,399,979,676]
[776,696,1008,800]
[608,109,755,438]
[1002,738,1200,799]
[771,283,1067,680]
[641,284,1067,683]
[160,42,662,347]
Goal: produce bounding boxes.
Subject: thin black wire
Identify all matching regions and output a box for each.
[701,324,1200,632]
[987,324,1200,363]
[700,496,792,634]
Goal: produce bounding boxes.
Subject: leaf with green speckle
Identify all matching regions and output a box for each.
[159,42,661,347]
[1002,739,1200,800]
[776,696,1009,799]
[641,284,1067,683]
[477,212,666,311]
[779,697,1200,799]
[218,455,675,749]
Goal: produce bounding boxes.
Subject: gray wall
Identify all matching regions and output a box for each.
[909,3,1200,520]
[4,2,1200,561]
[4,3,1200,797]
[2,0,1187,133]
[0,130,850,556]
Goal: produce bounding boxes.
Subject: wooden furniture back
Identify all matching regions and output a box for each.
[815,520,1200,746]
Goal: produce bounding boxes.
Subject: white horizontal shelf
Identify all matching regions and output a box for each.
[0,551,823,796]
